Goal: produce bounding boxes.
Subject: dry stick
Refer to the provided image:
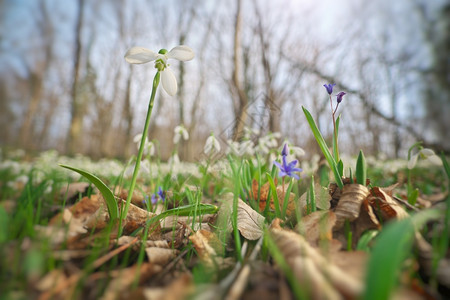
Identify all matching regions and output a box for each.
[39,237,139,300]
[393,195,419,212]
[225,237,264,300]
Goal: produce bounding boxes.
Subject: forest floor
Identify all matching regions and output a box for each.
[0,148,449,300]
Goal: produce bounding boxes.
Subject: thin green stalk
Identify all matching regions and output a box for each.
[122,72,160,222]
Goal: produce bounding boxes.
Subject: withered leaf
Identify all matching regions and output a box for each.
[297,211,336,246]
[333,184,370,230]
[368,186,409,221]
[270,219,364,299]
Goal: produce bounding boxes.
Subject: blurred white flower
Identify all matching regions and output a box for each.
[133,133,155,156]
[124,45,194,96]
[407,148,441,169]
[239,140,255,156]
[226,139,240,156]
[204,134,221,155]
[168,153,180,172]
[173,125,189,144]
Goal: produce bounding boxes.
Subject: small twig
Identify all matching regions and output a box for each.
[153,247,190,281]
[38,237,139,300]
[393,196,419,212]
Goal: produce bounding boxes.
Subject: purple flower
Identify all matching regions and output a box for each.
[281,143,289,156]
[150,187,165,205]
[157,186,166,201]
[336,91,346,103]
[274,145,302,180]
[323,83,336,95]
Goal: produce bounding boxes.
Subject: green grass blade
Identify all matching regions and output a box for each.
[363,209,442,300]
[302,107,343,188]
[266,172,282,218]
[355,150,367,185]
[59,164,119,221]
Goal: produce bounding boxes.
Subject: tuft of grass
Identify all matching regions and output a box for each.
[363,209,442,300]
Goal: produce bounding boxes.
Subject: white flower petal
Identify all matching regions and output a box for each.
[427,155,442,166]
[173,132,181,144]
[161,68,177,96]
[167,45,195,61]
[204,136,213,154]
[420,148,435,158]
[124,47,158,64]
[213,138,221,152]
[133,133,143,143]
[407,153,419,169]
[182,130,189,141]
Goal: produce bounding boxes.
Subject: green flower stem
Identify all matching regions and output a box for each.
[121,72,160,221]
[330,94,339,162]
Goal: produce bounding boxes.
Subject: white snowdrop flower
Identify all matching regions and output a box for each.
[226,139,240,155]
[173,125,189,144]
[125,45,194,96]
[204,134,221,155]
[15,175,29,185]
[407,148,442,169]
[239,140,255,156]
[168,153,180,171]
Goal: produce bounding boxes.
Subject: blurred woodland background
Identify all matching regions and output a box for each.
[0,0,449,161]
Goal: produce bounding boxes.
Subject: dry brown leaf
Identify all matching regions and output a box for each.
[189,229,224,267]
[58,182,97,203]
[35,269,67,292]
[333,184,370,230]
[101,263,162,300]
[368,186,409,221]
[252,179,277,212]
[144,273,193,300]
[146,247,178,265]
[84,198,161,237]
[236,199,265,240]
[270,219,364,299]
[296,211,336,246]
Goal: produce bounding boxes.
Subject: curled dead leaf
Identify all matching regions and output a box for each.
[368,186,409,221]
[296,211,336,246]
[334,184,370,230]
[270,219,364,299]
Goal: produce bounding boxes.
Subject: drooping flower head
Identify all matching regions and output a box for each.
[173,125,189,144]
[407,148,442,169]
[204,133,221,155]
[323,83,336,95]
[336,92,346,103]
[124,45,194,96]
[273,143,302,180]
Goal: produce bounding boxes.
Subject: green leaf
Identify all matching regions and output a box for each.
[59,164,119,221]
[363,210,442,300]
[302,107,344,188]
[266,173,282,218]
[355,150,367,185]
[356,230,378,252]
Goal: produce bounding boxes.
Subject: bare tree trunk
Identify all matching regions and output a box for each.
[19,73,43,149]
[231,0,249,141]
[122,64,134,158]
[19,0,54,150]
[67,0,85,154]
